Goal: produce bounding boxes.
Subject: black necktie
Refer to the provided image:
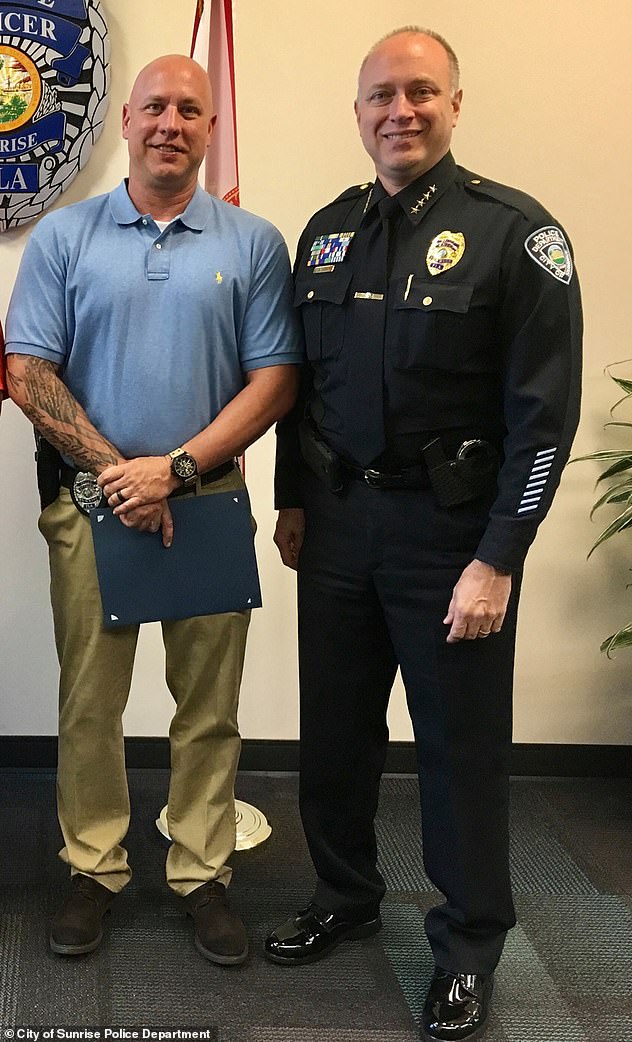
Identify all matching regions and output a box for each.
[343,195,400,467]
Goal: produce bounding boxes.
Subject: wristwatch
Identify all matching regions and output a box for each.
[168,447,198,487]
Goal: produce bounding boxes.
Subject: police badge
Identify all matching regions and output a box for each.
[524,226,573,285]
[426,231,466,276]
[70,470,105,515]
[0,0,110,232]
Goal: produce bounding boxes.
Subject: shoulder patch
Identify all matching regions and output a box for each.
[524,226,573,285]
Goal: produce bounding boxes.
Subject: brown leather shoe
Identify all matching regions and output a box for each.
[185,880,248,965]
[50,874,115,955]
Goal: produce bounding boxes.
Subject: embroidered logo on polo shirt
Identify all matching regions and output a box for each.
[308,232,355,269]
[524,226,573,285]
[0,0,110,232]
[426,231,465,276]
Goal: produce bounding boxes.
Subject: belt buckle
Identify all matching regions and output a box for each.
[364,468,384,488]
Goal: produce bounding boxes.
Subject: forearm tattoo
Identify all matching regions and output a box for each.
[7,356,121,472]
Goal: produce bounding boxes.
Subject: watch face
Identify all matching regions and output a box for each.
[173,453,197,480]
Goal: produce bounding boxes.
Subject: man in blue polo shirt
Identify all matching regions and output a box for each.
[5,54,302,963]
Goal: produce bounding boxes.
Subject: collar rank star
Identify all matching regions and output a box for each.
[410,184,437,215]
[426,231,466,276]
[524,226,573,285]
[308,232,355,274]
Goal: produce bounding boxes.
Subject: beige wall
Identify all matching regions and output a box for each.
[1,0,631,744]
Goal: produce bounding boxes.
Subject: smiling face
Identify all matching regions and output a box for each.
[122,55,215,211]
[354,32,461,195]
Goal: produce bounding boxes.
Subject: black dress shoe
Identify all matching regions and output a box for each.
[50,874,115,955]
[264,904,381,965]
[421,968,493,1041]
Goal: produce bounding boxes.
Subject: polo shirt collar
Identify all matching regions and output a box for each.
[109,180,212,231]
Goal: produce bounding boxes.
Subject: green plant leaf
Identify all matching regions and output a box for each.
[600,624,632,657]
[605,357,632,376]
[611,391,632,414]
[590,482,632,518]
[608,376,632,395]
[570,451,632,484]
[595,457,632,483]
[588,504,632,556]
[570,450,632,463]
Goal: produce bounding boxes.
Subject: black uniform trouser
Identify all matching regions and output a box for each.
[297,468,519,975]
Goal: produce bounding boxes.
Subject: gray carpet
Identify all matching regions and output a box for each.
[0,770,630,1041]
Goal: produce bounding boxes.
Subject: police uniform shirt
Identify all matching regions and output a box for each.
[276,151,582,573]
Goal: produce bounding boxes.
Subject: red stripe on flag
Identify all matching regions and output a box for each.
[223,0,239,198]
[190,0,204,57]
[192,0,239,206]
[191,0,244,472]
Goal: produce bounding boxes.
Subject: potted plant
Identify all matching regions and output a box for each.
[572,364,632,655]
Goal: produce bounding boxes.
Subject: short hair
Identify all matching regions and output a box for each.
[358,26,460,96]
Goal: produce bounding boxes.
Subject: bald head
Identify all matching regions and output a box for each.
[359,27,460,97]
[128,54,213,114]
[354,30,461,195]
[122,54,216,218]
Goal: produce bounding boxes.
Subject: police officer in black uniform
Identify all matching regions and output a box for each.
[265,26,582,1042]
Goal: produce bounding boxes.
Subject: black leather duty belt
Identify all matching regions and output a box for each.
[341,460,430,490]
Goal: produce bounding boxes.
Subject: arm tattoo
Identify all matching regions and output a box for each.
[8,356,121,472]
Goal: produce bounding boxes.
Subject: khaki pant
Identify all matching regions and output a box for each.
[39,469,250,896]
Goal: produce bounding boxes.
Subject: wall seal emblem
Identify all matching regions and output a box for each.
[0,0,109,231]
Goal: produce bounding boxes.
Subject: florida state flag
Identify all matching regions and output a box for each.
[191,0,240,205]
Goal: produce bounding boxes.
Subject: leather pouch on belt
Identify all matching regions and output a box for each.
[298,419,344,494]
[422,437,499,508]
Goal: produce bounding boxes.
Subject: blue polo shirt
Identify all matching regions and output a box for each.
[6,182,303,457]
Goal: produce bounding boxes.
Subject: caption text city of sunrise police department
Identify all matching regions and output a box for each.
[6,1030,214,1041]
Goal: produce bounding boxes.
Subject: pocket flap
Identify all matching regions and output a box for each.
[294,267,354,307]
[394,277,473,313]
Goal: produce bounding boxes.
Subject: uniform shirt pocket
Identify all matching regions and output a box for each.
[294,268,353,362]
[391,277,498,373]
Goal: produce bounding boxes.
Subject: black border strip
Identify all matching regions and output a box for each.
[0,737,630,777]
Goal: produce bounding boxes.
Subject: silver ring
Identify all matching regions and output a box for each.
[479,630,491,637]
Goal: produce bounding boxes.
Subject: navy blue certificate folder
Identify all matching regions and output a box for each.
[90,490,262,628]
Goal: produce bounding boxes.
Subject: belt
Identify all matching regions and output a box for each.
[341,459,430,490]
[170,460,235,497]
[60,460,236,496]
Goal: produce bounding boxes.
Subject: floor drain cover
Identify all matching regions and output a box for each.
[156,800,272,850]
